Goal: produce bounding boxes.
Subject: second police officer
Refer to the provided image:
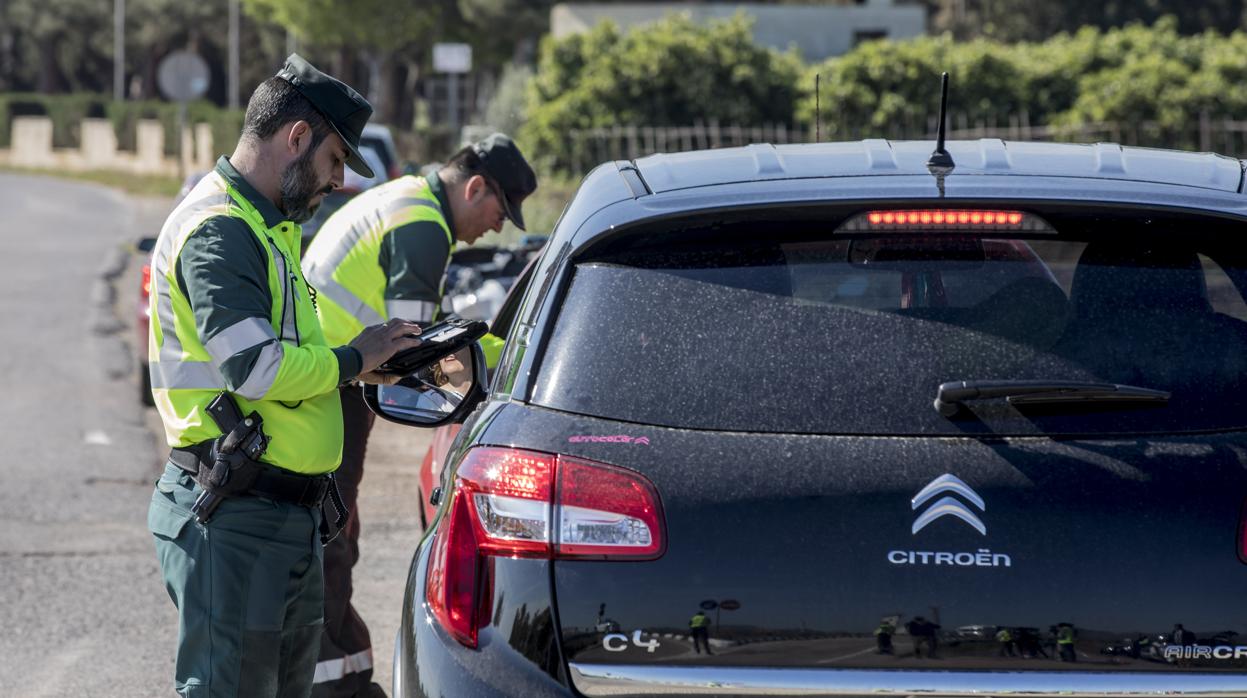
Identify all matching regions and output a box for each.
[302,134,538,697]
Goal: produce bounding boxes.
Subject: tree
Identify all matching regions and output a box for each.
[925,0,1247,41]
[3,0,112,93]
[522,12,803,171]
[799,35,1033,139]
[239,0,553,129]
[241,0,438,125]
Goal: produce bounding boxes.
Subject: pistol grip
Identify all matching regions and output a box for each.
[191,490,222,524]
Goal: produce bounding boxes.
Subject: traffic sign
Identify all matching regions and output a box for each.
[157,51,210,103]
[433,43,472,74]
[699,600,718,611]
[719,599,741,611]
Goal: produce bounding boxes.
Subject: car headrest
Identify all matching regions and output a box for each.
[1068,242,1210,321]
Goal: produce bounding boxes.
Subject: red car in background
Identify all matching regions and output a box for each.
[136,236,157,405]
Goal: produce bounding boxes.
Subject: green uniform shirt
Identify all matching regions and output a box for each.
[180,159,362,386]
[148,156,361,474]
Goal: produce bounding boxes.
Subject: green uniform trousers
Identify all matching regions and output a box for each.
[149,463,325,698]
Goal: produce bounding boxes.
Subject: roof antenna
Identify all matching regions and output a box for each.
[926,72,955,172]
[815,73,821,143]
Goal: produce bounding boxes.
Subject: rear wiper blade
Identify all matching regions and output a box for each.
[934,380,1170,417]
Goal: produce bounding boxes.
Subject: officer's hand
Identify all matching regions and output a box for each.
[349,319,423,376]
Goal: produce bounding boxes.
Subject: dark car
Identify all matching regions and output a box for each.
[369,139,1247,697]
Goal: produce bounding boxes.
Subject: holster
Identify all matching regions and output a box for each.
[169,392,347,540]
[197,434,264,497]
[185,392,270,523]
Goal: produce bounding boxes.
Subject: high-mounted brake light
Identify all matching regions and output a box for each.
[837,209,1054,233]
[425,447,666,648]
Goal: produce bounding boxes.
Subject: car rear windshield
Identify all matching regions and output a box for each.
[530,216,1247,435]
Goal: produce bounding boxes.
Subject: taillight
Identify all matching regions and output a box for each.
[837,209,1054,233]
[425,447,666,648]
[141,264,152,298]
[557,458,664,559]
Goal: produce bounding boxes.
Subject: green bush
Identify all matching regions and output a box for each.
[482,64,534,137]
[522,11,802,172]
[799,36,1035,139]
[799,19,1247,148]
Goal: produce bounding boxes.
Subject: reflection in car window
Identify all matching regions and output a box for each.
[533,234,1247,436]
[1200,254,1247,322]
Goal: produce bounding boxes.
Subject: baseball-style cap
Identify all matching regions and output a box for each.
[472,133,538,231]
[275,53,375,178]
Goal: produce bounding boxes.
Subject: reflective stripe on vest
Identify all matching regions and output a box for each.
[148,170,343,474]
[303,176,452,346]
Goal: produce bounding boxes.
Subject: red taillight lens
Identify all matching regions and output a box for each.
[141,264,152,298]
[425,488,483,646]
[461,448,555,557]
[838,209,1051,233]
[424,447,665,648]
[557,458,665,559]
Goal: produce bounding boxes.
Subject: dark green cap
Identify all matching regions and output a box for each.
[276,53,375,178]
[472,133,538,231]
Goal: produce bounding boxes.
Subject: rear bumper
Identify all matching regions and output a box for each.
[569,664,1247,697]
[396,537,572,698]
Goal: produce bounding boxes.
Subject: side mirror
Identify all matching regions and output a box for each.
[362,342,487,427]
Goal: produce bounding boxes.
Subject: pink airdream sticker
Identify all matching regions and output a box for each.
[568,435,651,446]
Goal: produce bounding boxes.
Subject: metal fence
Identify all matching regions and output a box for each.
[564,122,809,174]
[566,112,1247,171]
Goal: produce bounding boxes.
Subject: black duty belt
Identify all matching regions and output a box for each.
[170,444,332,510]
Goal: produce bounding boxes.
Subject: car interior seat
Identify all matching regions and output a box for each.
[1053,241,1247,393]
[965,275,1070,349]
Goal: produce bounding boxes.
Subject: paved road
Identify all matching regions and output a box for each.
[0,173,428,696]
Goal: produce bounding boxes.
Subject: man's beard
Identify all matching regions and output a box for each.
[279,145,332,223]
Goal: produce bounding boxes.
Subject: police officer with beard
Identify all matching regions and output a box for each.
[146,54,423,697]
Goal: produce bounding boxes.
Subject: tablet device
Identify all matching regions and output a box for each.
[378,317,489,375]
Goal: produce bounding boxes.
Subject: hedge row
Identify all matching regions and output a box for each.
[0,93,242,156]
[801,18,1247,144]
[522,15,1247,172]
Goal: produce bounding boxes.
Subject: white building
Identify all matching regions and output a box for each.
[551,1,928,62]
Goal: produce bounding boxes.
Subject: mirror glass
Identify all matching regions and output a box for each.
[373,346,475,425]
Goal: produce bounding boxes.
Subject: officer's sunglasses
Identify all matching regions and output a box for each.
[483,177,508,211]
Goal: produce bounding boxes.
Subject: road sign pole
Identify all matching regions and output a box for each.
[157,50,211,176]
[177,101,187,180]
[228,0,240,110]
[448,73,459,144]
[113,0,125,101]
